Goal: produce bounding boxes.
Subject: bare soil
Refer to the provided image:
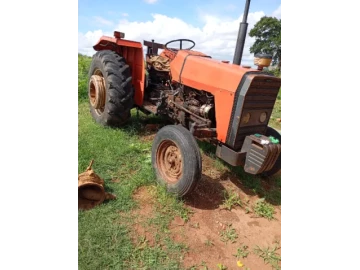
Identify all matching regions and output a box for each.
[129,153,281,270]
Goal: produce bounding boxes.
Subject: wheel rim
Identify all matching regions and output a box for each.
[156,140,183,184]
[89,69,106,115]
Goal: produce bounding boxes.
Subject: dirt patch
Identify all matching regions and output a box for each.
[177,153,281,270]
[174,206,280,269]
[123,151,281,269]
[121,186,158,247]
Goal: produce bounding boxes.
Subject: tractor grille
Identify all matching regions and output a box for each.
[227,73,281,151]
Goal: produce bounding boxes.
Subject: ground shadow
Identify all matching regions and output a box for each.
[183,174,227,210]
[197,140,281,206]
[121,109,172,137]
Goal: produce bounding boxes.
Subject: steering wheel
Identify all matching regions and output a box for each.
[164,39,195,52]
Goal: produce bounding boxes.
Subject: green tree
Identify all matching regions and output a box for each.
[249,16,281,70]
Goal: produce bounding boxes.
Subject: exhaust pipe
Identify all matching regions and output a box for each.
[233,0,251,65]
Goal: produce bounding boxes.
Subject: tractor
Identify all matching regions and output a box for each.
[87,0,281,196]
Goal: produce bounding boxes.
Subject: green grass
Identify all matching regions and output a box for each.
[78,104,192,268]
[233,244,250,259]
[216,263,228,270]
[254,244,281,270]
[220,224,238,244]
[221,189,243,211]
[254,198,275,220]
[78,54,92,102]
[269,89,281,130]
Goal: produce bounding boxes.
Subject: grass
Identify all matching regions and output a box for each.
[254,244,281,270]
[254,198,275,220]
[221,189,243,210]
[204,239,214,246]
[233,244,250,259]
[220,224,238,244]
[78,54,191,269]
[188,261,208,270]
[217,263,228,270]
[78,54,92,102]
[269,88,281,130]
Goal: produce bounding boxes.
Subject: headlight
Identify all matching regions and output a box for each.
[259,112,267,123]
[242,112,251,124]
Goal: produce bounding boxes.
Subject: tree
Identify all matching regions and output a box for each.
[249,16,281,70]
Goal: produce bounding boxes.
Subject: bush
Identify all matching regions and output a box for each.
[78,53,92,101]
[263,66,281,77]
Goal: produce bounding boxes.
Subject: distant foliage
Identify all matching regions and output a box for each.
[249,16,281,70]
[78,53,92,101]
[263,67,281,78]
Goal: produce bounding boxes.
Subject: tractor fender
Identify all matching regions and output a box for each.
[93,35,145,106]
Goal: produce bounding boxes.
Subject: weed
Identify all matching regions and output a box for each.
[254,198,275,220]
[201,261,209,270]
[220,224,238,244]
[233,244,250,259]
[254,244,281,270]
[188,261,209,270]
[222,190,243,211]
[204,239,214,246]
[217,263,227,270]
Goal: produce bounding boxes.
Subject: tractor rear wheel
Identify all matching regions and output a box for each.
[88,50,134,127]
[151,125,202,197]
[262,126,281,177]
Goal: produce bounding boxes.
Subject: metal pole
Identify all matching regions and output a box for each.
[232,0,251,65]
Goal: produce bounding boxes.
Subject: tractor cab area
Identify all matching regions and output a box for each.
[143,39,196,73]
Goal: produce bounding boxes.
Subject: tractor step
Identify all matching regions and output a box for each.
[142,101,158,114]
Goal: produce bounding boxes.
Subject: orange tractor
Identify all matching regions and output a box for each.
[87,0,281,196]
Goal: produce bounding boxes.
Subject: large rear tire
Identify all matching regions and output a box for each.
[151,125,202,197]
[88,50,134,127]
[262,126,281,177]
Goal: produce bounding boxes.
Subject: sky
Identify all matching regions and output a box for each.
[78,0,281,66]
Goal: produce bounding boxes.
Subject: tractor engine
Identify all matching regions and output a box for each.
[145,74,216,131]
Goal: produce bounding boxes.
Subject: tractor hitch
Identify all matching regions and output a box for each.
[216,134,281,175]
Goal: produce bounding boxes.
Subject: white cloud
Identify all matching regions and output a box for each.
[144,0,158,4]
[93,16,113,26]
[272,5,281,19]
[122,13,129,17]
[78,11,266,66]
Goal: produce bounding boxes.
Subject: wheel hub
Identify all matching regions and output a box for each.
[157,141,183,183]
[89,73,106,113]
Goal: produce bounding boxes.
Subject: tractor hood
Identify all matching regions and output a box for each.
[170,50,258,95]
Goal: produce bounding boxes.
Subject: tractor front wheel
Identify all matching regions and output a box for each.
[88,50,134,127]
[262,126,281,177]
[151,125,202,197]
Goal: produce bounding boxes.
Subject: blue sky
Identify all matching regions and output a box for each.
[78,0,281,65]
[79,0,280,32]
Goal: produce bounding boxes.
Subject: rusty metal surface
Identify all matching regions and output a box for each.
[89,72,106,115]
[193,128,217,138]
[156,140,183,183]
[215,144,246,166]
